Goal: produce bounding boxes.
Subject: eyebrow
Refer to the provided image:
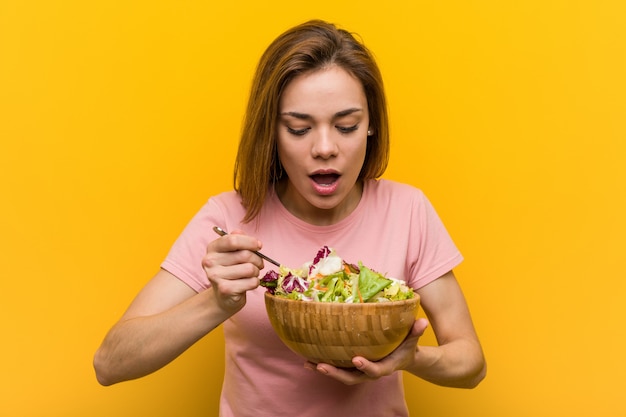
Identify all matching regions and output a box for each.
[280,107,363,120]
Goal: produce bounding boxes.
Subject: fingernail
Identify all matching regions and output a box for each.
[317,366,328,375]
[354,359,364,369]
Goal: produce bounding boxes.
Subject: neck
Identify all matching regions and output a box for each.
[275,179,364,226]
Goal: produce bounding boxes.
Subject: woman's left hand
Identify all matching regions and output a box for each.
[305,318,429,385]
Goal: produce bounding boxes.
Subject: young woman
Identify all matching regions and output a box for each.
[94,19,486,417]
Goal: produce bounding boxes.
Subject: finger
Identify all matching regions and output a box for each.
[351,357,387,378]
[212,275,260,297]
[351,318,431,378]
[393,318,428,347]
[217,231,263,253]
[204,250,265,271]
[314,363,372,386]
[208,233,265,270]
[409,318,429,339]
[204,261,263,283]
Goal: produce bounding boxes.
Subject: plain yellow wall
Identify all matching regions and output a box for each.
[1,1,625,416]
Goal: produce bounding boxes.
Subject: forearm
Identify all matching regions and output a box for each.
[406,339,486,388]
[94,289,228,385]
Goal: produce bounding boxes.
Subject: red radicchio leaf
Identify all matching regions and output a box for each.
[260,270,279,294]
[309,246,331,275]
[282,272,309,293]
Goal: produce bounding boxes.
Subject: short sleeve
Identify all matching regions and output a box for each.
[160,194,237,292]
[406,190,463,289]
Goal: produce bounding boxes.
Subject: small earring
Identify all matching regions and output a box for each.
[367,130,373,136]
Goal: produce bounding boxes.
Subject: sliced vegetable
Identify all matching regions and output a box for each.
[260,247,414,303]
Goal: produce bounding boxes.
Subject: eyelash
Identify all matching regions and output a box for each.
[287,124,359,136]
[338,124,359,134]
[287,127,309,136]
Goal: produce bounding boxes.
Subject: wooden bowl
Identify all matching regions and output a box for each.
[264,292,420,368]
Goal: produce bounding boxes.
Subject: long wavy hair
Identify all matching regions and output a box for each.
[234,19,390,223]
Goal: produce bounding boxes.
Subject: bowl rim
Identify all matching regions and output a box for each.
[263,291,420,306]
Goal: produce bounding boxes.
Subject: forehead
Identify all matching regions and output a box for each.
[279,65,367,114]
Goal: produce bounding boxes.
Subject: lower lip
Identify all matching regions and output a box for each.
[311,177,339,195]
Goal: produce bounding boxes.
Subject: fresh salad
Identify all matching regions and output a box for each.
[260,246,414,303]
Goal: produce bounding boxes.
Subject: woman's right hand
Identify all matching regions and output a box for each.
[202,230,265,314]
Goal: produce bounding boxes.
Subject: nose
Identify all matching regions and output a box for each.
[311,128,338,159]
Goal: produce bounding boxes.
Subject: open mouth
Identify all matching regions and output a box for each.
[310,173,340,186]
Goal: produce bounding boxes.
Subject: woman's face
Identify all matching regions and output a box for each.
[276,65,369,225]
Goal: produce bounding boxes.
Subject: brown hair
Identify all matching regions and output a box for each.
[234,19,390,223]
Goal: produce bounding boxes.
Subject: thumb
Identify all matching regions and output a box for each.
[410,318,429,339]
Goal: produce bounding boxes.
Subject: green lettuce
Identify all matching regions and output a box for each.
[357,263,393,302]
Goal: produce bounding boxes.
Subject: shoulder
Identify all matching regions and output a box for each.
[363,179,439,228]
[367,178,423,193]
[177,191,246,236]
[365,178,427,203]
[203,191,245,216]
[209,190,243,206]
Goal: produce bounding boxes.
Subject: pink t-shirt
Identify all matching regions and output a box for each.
[161,179,462,417]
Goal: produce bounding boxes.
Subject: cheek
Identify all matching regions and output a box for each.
[277,136,309,161]
[350,141,368,175]
[276,141,298,172]
[277,143,288,162]
[351,139,368,163]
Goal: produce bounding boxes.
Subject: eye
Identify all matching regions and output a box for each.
[287,126,310,136]
[336,124,359,134]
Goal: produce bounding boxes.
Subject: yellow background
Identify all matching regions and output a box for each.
[1,1,624,416]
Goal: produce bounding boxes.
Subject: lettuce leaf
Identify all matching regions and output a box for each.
[357,263,392,302]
